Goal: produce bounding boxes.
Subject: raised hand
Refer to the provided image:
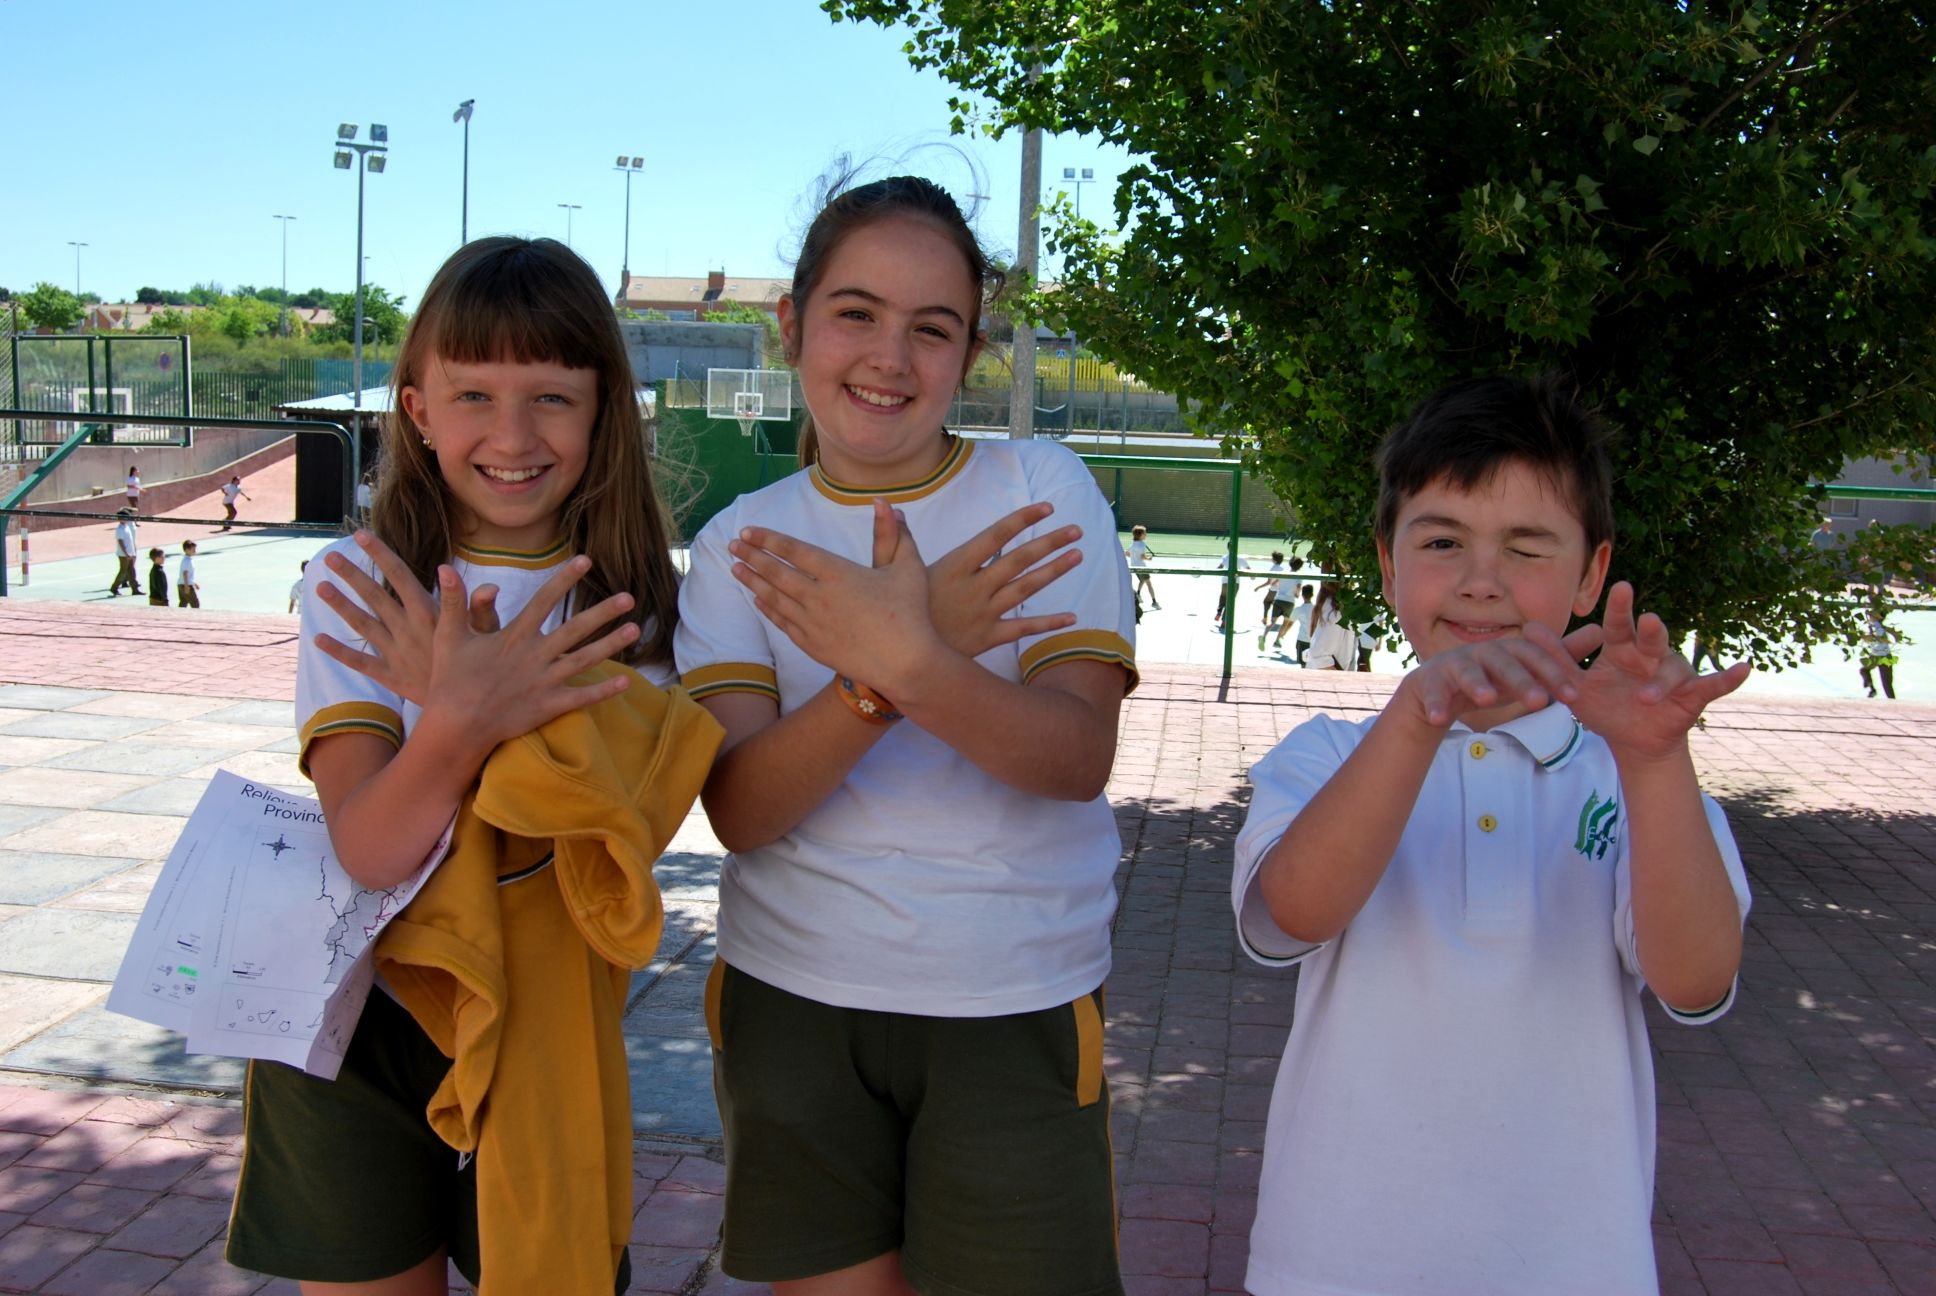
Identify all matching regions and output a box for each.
[1397,624,1603,730]
[926,501,1081,658]
[1562,581,1751,760]
[729,498,945,693]
[314,531,639,726]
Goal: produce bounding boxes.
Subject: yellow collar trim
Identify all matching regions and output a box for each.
[809,434,973,506]
[456,538,570,570]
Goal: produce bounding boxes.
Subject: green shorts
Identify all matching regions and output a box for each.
[227,989,629,1292]
[705,960,1121,1296]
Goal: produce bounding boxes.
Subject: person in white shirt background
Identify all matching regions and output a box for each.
[108,508,141,596]
[177,540,202,608]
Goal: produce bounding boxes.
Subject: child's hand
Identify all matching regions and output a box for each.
[1564,582,1751,761]
[926,501,1081,658]
[314,532,637,721]
[1397,626,1600,731]
[729,499,946,695]
[411,559,640,752]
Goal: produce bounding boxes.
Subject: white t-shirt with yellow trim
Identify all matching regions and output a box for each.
[295,535,675,777]
[675,435,1137,1017]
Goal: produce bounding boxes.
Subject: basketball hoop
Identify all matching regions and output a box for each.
[706,369,793,483]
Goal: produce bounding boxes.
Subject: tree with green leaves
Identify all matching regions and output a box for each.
[828,0,1936,660]
[17,282,83,332]
[702,301,786,364]
[313,285,409,349]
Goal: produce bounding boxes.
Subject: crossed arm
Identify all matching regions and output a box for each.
[304,537,640,889]
[1257,584,1749,1012]
[697,499,1126,853]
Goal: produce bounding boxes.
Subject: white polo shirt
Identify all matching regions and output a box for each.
[1232,703,1750,1296]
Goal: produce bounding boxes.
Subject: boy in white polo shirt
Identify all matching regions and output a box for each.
[1232,374,1753,1296]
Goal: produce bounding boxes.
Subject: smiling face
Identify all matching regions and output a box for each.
[400,356,596,551]
[1378,458,1612,669]
[779,214,982,487]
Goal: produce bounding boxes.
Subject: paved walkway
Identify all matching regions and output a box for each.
[0,601,1932,1293]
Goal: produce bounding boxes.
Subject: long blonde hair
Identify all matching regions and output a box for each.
[373,236,679,668]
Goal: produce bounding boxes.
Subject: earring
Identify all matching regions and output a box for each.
[421,436,433,450]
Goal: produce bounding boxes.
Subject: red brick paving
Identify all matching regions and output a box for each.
[1,605,1933,1292]
[0,603,297,699]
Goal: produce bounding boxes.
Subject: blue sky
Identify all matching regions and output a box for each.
[2,0,1133,309]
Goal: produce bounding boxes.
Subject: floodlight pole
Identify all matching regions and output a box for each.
[558,203,582,249]
[1009,124,1041,440]
[66,242,87,300]
[273,215,296,335]
[1060,165,1094,440]
[615,156,641,304]
[332,126,388,415]
[355,160,368,409]
[455,99,475,244]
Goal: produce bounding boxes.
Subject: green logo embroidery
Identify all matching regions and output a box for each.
[1575,792,1619,861]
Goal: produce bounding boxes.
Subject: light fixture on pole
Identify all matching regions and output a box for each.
[66,241,88,301]
[614,156,642,305]
[1058,165,1096,439]
[1060,165,1095,222]
[557,203,582,249]
[1010,121,1042,441]
[331,122,389,416]
[453,99,475,243]
[272,214,297,335]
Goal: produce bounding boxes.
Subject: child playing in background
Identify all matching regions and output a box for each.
[1126,523,1159,610]
[146,549,168,607]
[177,540,201,608]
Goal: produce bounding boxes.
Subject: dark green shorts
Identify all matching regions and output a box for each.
[706,960,1121,1296]
[226,989,628,1292]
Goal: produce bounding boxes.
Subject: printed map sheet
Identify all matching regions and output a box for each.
[108,770,452,1079]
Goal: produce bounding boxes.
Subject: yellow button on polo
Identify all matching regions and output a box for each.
[1469,741,1488,759]
[1478,814,1498,833]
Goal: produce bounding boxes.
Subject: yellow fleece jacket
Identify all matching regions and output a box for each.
[375,665,722,1296]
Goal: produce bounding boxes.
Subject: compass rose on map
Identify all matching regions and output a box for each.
[267,835,293,860]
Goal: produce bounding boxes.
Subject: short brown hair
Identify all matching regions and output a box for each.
[1375,374,1615,554]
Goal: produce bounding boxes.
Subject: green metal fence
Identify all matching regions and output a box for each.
[5,341,392,461]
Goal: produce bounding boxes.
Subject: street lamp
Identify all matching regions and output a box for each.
[614,156,643,305]
[66,241,88,301]
[272,215,297,335]
[557,203,582,249]
[1060,165,1095,223]
[1058,166,1096,438]
[332,122,389,414]
[453,99,475,243]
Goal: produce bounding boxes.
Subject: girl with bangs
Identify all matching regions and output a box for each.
[226,236,710,1296]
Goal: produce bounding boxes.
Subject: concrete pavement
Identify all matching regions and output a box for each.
[0,599,1932,1293]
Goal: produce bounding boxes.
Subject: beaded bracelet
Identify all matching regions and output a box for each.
[836,675,904,725]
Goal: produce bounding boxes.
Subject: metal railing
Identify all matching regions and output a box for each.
[1076,453,1256,687]
[0,408,358,599]
[1818,483,1936,502]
